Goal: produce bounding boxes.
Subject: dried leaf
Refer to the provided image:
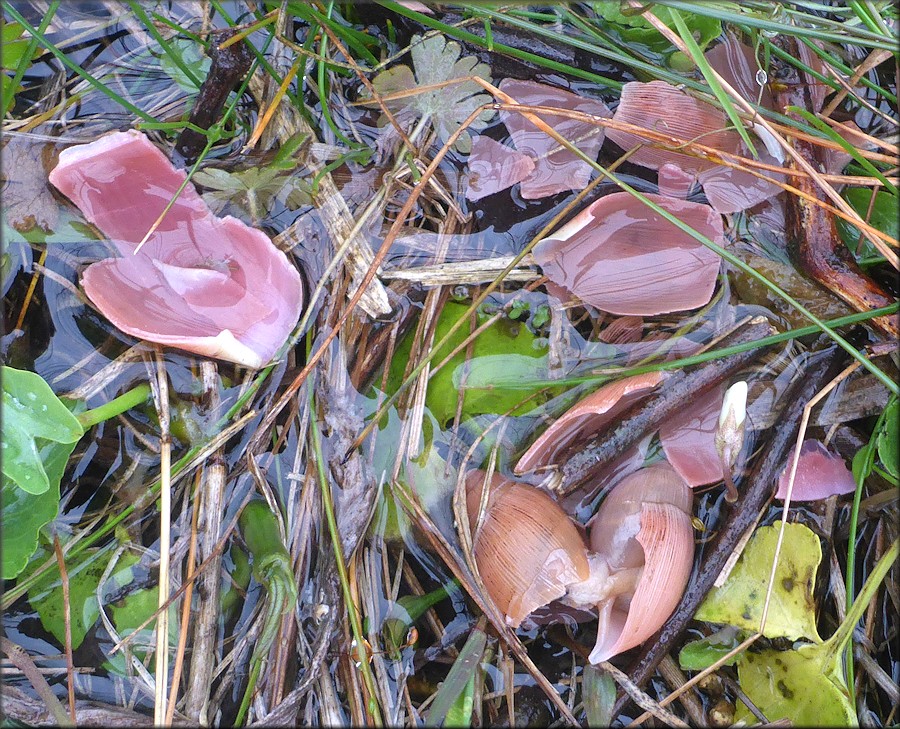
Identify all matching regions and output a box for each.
[2,136,59,233]
[371,34,494,153]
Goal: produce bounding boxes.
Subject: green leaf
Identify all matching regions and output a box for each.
[583,665,617,727]
[370,33,494,153]
[592,2,722,51]
[695,522,822,642]
[735,644,855,726]
[387,301,556,428]
[29,547,136,651]
[158,38,210,94]
[876,397,898,478]
[104,583,178,675]
[1,478,60,580]
[838,188,899,258]
[678,629,742,671]
[733,538,898,727]
[2,367,83,495]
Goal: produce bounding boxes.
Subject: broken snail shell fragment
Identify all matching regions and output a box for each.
[465,464,694,663]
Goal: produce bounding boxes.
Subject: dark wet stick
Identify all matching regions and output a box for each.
[559,317,776,496]
[175,30,253,163]
[613,341,848,717]
[773,36,897,340]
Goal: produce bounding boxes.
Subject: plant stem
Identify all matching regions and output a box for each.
[75,383,152,430]
[309,386,383,727]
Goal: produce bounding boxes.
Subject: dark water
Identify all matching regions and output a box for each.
[3,1,896,725]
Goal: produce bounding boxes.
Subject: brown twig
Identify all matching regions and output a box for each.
[0,638,74,727]
[175,28,253,161]
[51,535,77,725]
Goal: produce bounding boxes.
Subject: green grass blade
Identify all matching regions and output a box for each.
[1,1,60,116]
[3,2,158,123]
[127,1,203,89]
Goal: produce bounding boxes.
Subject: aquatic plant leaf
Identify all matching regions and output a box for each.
[583,665,617,727]
[29,548,136,651]
[371,33,494,153]
[193,165,311,216]
[1,477,60,580]
[592,2,722,50]
[696,521,822,641]
[838,188,899,257]
[735,537,898,726]
[2,135,60,233]
[159,38,210,94]
[1,18,39,115]
[387,301,554,428]
[876,398,898,478]
[2,366,83,495]
[678,629,742,671]
[735,645,855,726]
[104,583,178,675]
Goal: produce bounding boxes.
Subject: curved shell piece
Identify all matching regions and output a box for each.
[499,79,611,199]
[465,135,535,201]
[775,439,857,501]
[465,471,590,627]
[515,371,664,474]
[532,192,724,316]
[588,500,694,663]
[659,385,726,487]
[589,462,693,568]
[50,130,304,368]
[607,80,741,175]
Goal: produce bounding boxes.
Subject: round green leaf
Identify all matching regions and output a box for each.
[2,367,83,495]
[695,521,822,642]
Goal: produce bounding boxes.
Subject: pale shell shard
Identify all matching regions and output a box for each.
[607,80,741,175]
[49,130,304,367]
[499,78,610,199]
[588,462,693,567]
[775,439,857,501]
[659,385,726,487]
[532,192,723,316]
[465,134,536,201]
[465,471,590,627]
[515,371,664,474]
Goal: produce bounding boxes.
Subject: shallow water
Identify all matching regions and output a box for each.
[3,2,897,726]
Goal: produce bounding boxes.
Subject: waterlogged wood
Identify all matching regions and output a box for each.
[615,342,848,711]
[559,318,775,495]
[175,29,253,163]
[773,36,897,340]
